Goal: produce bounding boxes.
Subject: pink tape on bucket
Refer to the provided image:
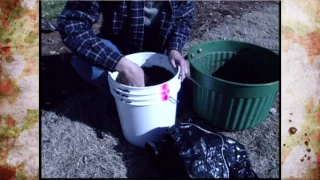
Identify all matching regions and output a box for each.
[162,95,169,101]
[161,91,167,96]
[161,89,170,95]
[160,84,170,101]
[161,83,168,91]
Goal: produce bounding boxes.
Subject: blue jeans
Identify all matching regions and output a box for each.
[71,39,121,96]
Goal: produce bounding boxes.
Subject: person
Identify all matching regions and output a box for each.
[57,1,194,94]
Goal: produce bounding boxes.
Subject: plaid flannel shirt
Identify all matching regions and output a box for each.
[57,1,194,72]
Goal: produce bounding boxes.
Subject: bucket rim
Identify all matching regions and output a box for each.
[111,83,180,96]
[111,84,181,101]
[112,90,179,106]
[188,40,280,87]
[108,52,181,89]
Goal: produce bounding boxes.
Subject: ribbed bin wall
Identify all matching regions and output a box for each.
[188,41,279,131]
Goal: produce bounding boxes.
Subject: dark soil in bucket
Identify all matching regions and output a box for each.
[212,48,279,84]
[142,66,174,86]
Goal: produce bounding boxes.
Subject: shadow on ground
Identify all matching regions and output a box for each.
[41,54,197,178]
[41,53,95,109]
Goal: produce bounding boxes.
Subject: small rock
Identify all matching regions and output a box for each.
[270,108,277,115]
[49,51,59,55]
[213,19,217,22]
[198,48,202,53]
[226,15,232,18]
[82,155,88,164]
[60,47,64,51]
[209,13,213,16]
[47,39,53,42]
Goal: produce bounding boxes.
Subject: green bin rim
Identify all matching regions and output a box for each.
[187,40,280,87]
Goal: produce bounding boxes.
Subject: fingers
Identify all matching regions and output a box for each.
[170,58,177,68]
[136,82,145,87]
[132,79,145,87]
[133,78,145,87]
[175,58,185,81]
[136,70,145,87]
[141,77,145,87]
[184,60,188,77]
[186,61,190,73]
[170,55,190,81]
[181,60,186,81]
[123,65,145,87]
[172,57,189,81]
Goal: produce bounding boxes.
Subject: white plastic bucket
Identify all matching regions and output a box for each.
[107,52,181,147]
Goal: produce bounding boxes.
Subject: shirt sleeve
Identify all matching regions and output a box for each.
[168,0,195,54]
[57,1,123,72]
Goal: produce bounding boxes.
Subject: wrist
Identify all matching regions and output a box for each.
[115,57,128,73]
[169,49,181,55]
[169,49,178,52]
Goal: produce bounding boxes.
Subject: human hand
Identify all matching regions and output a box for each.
[169,50,189,81]
[115,57,145,87]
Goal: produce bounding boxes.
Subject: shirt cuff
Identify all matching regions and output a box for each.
[106,52,124,72]
[168,40,183,54]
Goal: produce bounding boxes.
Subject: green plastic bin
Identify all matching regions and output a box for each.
[187,40,279,131]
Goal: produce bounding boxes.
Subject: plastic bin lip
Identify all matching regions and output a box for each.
[188,40,280,87]
[192,65,279,87]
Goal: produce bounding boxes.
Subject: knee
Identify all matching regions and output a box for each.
[71,55,110,87]
[70,55,95,83]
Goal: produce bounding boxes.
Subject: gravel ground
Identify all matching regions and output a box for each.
[41,2,280,178]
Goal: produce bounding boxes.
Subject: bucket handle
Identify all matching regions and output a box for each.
[169,96,179,104]
[114,87,171,96]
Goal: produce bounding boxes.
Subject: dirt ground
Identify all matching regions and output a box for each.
[41,1,280,178]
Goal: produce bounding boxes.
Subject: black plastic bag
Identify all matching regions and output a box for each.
[146,122,258,178]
